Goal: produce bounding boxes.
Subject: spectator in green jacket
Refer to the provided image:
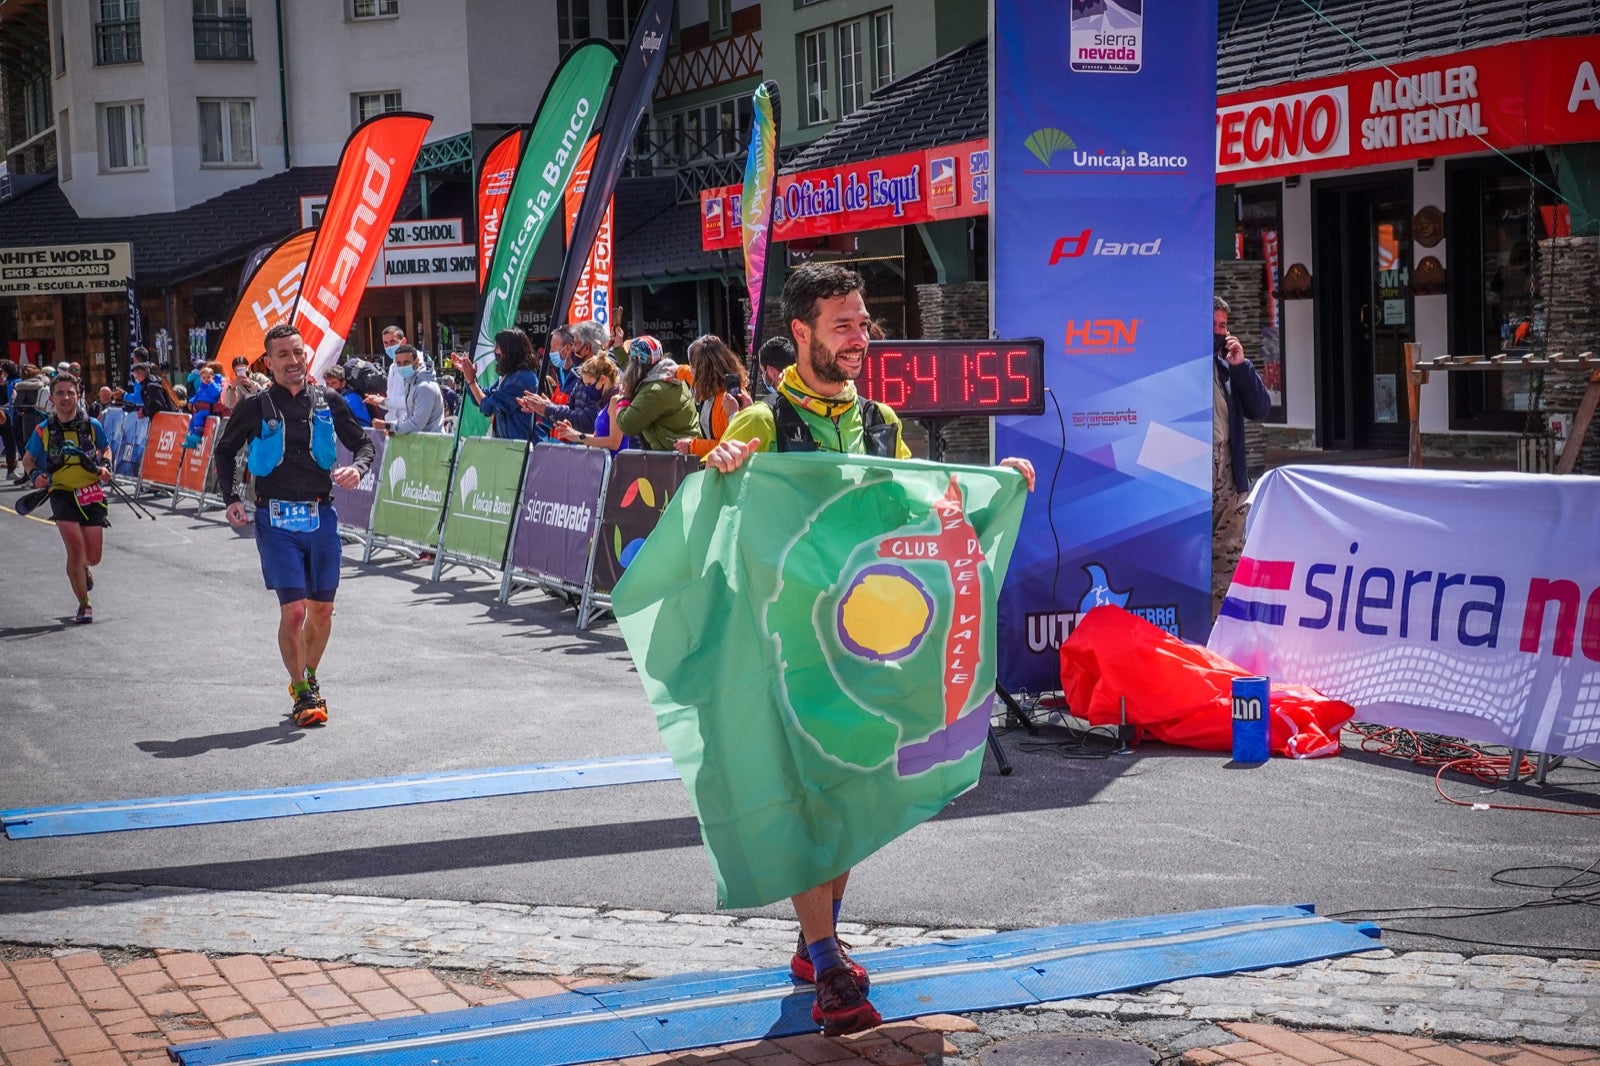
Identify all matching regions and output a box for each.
[614,336,698,451]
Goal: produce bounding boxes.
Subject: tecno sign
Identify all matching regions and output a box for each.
[1216,87,1350,175]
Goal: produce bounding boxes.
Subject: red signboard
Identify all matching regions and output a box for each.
[700,139,990,251]
[1215,35,1600,183]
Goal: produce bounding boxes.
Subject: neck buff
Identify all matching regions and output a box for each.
[775,363,857,419]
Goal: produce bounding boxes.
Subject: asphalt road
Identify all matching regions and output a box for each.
[2,479,1596,959]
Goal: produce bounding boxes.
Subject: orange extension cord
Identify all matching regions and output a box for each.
[1346,723,1599,817]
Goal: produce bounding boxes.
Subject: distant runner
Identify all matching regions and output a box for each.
[214,325,375,728]
[24,374,114,625]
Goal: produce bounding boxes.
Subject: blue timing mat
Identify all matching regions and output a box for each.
[170,903,1381,1066]
[0,754,679,839]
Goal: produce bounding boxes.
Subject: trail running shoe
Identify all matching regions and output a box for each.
[790,935,869,991]
[289,688,328,728]
[73,605,93,625]
[809,963,880,1036]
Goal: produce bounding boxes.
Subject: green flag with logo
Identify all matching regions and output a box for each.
[465,40,618,438]
[371,431,455,546]
[612,452,1028,909]
[440,437,527,565]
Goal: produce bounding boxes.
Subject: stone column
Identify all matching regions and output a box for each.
[1535,236,1600,473]
[913,281,991,464]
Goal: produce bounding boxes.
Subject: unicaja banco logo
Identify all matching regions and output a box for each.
[1022,125,1188,174]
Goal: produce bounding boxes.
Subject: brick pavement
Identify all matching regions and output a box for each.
[1,878,1596,1064]
[0,944,1593,1066]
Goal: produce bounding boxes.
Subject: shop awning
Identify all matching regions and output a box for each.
[0,167,335,288]
[0,167,424,289]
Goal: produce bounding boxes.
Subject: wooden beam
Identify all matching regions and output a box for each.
[1405,342,1423,469]
[1555,368,1600,476]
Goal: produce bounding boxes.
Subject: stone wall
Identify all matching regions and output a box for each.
[1533,236,1600,474]
[913,281,991,464]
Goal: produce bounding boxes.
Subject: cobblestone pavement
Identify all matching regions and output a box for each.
[1,878,1596,1064]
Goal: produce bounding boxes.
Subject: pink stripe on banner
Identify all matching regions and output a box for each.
[1234,557,1294,590]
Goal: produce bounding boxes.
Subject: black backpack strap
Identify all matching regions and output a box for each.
[763,392,900,457]
[858,397,899,458]
[763,393,818,453]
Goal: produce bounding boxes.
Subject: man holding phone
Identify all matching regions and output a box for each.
[1212,295,1272,617]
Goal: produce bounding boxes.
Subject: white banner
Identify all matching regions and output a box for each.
[1209,466,1600,758]
[371,244,476,287]
[0,242,134,295]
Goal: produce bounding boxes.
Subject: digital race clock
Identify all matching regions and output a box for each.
[855,338,1046,419]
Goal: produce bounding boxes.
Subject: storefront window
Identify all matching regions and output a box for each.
[1233,184,1286,421]
[1446,155,1561,431]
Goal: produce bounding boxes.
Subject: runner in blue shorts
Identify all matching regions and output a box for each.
[214,324,375,728]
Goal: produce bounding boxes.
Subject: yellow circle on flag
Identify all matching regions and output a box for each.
[838,567,934,660]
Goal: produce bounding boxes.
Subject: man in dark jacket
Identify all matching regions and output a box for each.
[1212,295,1273,617]
[215,324,375,728]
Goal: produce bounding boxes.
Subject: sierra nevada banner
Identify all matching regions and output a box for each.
[1210,466,1600,759]
[613,453,1027,908]
[993,0,1218,692]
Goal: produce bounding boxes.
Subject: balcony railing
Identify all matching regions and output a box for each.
[194,15,253,61]
[94,19,141,65]
[624,123,802,205]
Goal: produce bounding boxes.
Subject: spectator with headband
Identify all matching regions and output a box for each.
[612,336,698,451]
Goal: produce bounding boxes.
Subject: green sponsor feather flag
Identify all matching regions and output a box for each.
[465,40,618,437]
[613,452,1027,909]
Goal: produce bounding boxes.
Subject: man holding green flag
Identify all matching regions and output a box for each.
[679,264,1034,1035]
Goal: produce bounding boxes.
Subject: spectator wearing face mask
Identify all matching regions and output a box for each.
[519,321,607,432]
[378,324,411,428]
[374,346,443,435]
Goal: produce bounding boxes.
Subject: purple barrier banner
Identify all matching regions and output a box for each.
[335,428,387,533]
[592,450,699,594]
[508,443,609,586]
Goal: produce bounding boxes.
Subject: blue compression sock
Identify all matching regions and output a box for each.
[832,898,842,926]
[806,937,845,979]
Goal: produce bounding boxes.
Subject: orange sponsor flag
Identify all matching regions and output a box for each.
[477,128,524,290]
[562,135,613,328]
[217,229,315,381]
[295,112,432,377]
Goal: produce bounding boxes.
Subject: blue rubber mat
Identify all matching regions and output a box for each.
[170,903,1381,1066]
[0,754,679,839]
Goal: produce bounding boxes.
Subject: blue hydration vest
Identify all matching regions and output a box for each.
[248,386,338,477]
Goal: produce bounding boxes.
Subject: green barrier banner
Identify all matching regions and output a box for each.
[440,436,528,565]
[612,452,1028,909]
[370,431,456,546]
